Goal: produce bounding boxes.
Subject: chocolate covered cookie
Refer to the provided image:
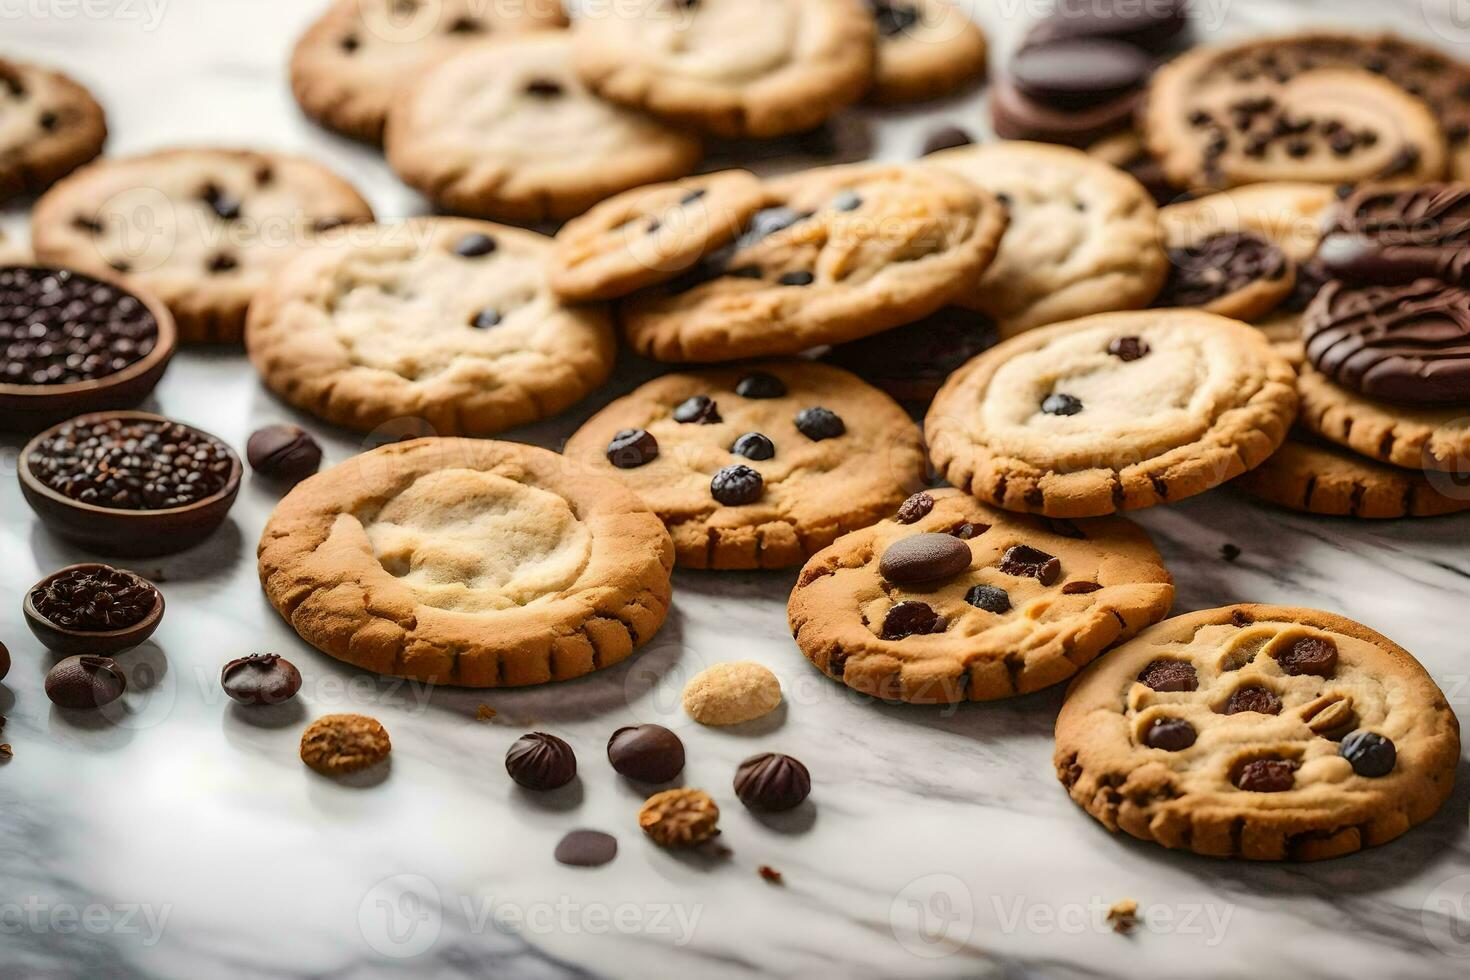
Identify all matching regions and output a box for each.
[1318,183,1470,286]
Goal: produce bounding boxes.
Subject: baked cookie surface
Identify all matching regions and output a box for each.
[0,58,106,202]
[1236,435,1470,519]
[289,0,568,144]
[926,141,1166,337]
[927,310,1299,517]
[789,488,1174,704]
[865,0,987,104]
[572,0,875,138]
[562,361,926,570]
[385,33,702,223]
[1297,364,1470,473]
[1055,604,1460,860]
[31,148,373,343]
[258,438,674,686]
[246,218,615,437]
[621,163,1006,362]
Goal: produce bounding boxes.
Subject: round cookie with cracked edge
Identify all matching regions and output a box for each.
[571,0,875,139]
[385,33,702,224]
[31,148,374,344]
[621,163,1007,363]
[1297,364,1470,475]
[258,438,674,687]
[1144,35,1453,193]
[1236,435,1470,519]
[864,0,987,105]
[789,488,1174,704]
[245,218,615,437]
[0,58,106,203]
[562,361,927,570]
[926,310,1300,518]
[549,171,766,303]
[289,0,568,145]
[1055,604,1460,861]
[926,141,1167,338]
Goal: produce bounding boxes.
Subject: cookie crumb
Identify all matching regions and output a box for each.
[1220,543,1242,562]
[476,704,497,722]
[639,788,720,847]
[682,661,782,726]
[1107,899,1139,934]
[758,865,783,884]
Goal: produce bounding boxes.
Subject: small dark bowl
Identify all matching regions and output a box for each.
[0,266,178,434]
[24,563,165,656]
[19,411,243,557]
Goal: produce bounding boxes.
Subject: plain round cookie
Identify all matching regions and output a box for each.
[258,438,674,687]
[866,0,987,104]
[562,361,927,570]
[245,218,615,437]
[385,33,702,223]
[289,0,568,144]
[621,163,1006,362]
[1055,604,1460,861]
[549,171,766,302]
[31,148,374,343]
[790,489,1174,704]
[1297,365,1470,473]
[572,0,875,139]
[1236,436,1470,519]
[927,310,1300,517]
[926,141,1167,337]
[0,58,106,202]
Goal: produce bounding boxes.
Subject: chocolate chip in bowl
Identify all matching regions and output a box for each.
[0,266,177,433]
[19,410,243,556]
[23,563,164,656]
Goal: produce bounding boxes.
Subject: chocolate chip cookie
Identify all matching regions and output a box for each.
[572,0,875,139]
[926,141,1167,337]
[1318,183,1470,287]
[385,33,702,223]
[246,218,615,437]
[1236,434,1470,519]
[927,310,1299,517]
[621,163,1007,362]
[790,488,1173,703]
[1056,605,1460,860]
[865,0,988,104]
[562,361,926,569]
[258,438,674,686]
[31,149,374,343]
[290,0,568,144]
[0,58,106,202]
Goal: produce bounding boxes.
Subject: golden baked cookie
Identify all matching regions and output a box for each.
[300,714,391,775]
[0,58,106,203]
[865,0,987,104]
[1297,365,1470,474]
[1235,435,1470,519]
[682,661,783,726]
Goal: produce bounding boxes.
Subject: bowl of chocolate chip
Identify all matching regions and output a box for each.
[0,266,177,433]
[20,411,243,556]
[24,563,164,656]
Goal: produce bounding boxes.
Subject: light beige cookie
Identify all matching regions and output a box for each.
[385,33,702,223]
[682,661,783,725]
[1056,604,1460,860]
[572,0,875,139]
[31,148,373,343]
[621,163,1006,362]
[1236,435,1470,519]
[563,361,927,569]
[927,310,1300,517]
[0,58,106,202]
[1297,365,1470,474]
[258,438,674,686]
[790,488,1174,703]
[926,141,1167,338]
[865,0,987,104]
[289,0,567,144]
[246,218,614,437]
[549,171,766,302]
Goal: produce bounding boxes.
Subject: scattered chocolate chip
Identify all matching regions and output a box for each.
[1143,717,1197,751]
[735,372,786,399]
[880,533,972,585]
[1043,518,1087,540]
[1220,543,1241,563]
[1275,636,1338,677]
[922,125,974,155]
[1340,730,1396,777]
[965,584,1011,613]
[734,752,811,811]
[207,253,238,274]
[0,266,160,386]
[447,15,481,32]
[674,395,721,424]
[731,432,775,460]
[870,0,918,36]
[1041,393,1083,416]
[794,407,845,441]
[606,428,659,468]
[246,425,322,485]
[777,271,815,286]
[1234,758,1296,792]
[1138,659,1198,692]
[471,308,501,329]
[607,724,684,783]
[1061,581,1102,595]
[554,829,617,867]
[453,233,497,258]
[340,34,360,53]
[1107,336,1150,361]
[220,653,302,705]
[505,732,577,790]
[524,78,563,97]
[711,464,763,505]
[45,655,126,709]
[998,545,1061,585]
[29,566,158,631]
[881,601,944,640]
[895,491,934,524]
[1225,686,1282,715]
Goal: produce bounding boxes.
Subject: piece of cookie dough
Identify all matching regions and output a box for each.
[0,58,106,202]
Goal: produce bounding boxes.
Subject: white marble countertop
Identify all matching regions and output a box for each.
[3,2,1470,978]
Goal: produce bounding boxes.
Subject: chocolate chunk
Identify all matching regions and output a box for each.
[965,584,1011,613]
[505,732,577,790]
[711,464,763,505]
[1220,543,1242,562]
[1143,717,1197,751]
[1225,686,1282,715]
[673,395,721,424]
[735,372,787,399]
[607,724,685,783]
[895,491,934,524]
[1275,636,1338,677]
[1043,518,1087,540]
[1154,232,1287,309]
[922,126,974,155]
[1061,581,1102,595]
[879,533,972,584]
[881,601,944,640]
[999,545,1061,584]
[1340,730,1396,777]
[1234,758,1296,792]
[220,653,303,705]
[45,655,126,709]
[794,407,845,441]
[731,432,775,460]
[1041,393,1083,416]
[1107,336,1150,361]
[1138,659,1197,692]
[201,184,241,221]
[1230,609,1254,627]
[554,829,617,867]
[606,428,659,468]
[471,308,501,329]
[734,753,811,811]
[524,78,563,97]
[778,271,815,286]
[453,233,497,258]
[247,425,322,485]
[1012,39,1153,111]
[950,522,986,539]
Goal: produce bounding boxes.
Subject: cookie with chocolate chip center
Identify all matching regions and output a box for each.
[865,0,988,104]
[0,58,106,203]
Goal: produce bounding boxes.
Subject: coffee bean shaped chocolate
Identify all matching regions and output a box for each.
[1144,718,1197,751]
[879,533,972,584]
[895,492,934,524]
[674,395,721,424]
[220,653,302,705]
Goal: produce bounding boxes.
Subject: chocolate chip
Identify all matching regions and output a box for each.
[1275,636,1338,677]
[0,642,8,683]
[879,533,972,584]
[45,655,126,710]
[965,584,1011,613]
[680,189,707,206]
[734,753,810,811]
[727,264,763,279]
[471,308,501,329]
[447,15,481,32]
[735,372,787,399]
[505,732,577,790]
[201,184,241,221]
[607,724,684,783]
[1143,718,1197,751]
[247,425,322,485]
[794,407,844,441]
[921,125,974,155]
[831,190,862,212]
[341,34,360,53]
[1231,609,1253,628]
[1107,336,1150,361]
[881,600,944,640]
[29,416,236,511]
[524,78,563,97]
[606,428,659,468]
[998,545,1061,585]
[1234,758,1296,792]
[731,432,775,460]
[1340,731,1396,777]
[673,395,721,424]
[1138,659,1197,692]
[1225,686,1282,715]
[207,253,238,274]
[895,491,934,524]
[1043,518,1086,540]
[869,0,919,37]
[554,829,617,867]
[778,271,815,286]
[220,653,303,705]
[711,464,763,505]
[742,207,809,245]
[453,233,497,257]
[1220,543,1241,562]
[1041,393,1083,416]
[1061,581,1102,595]
[30,566,158,631]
